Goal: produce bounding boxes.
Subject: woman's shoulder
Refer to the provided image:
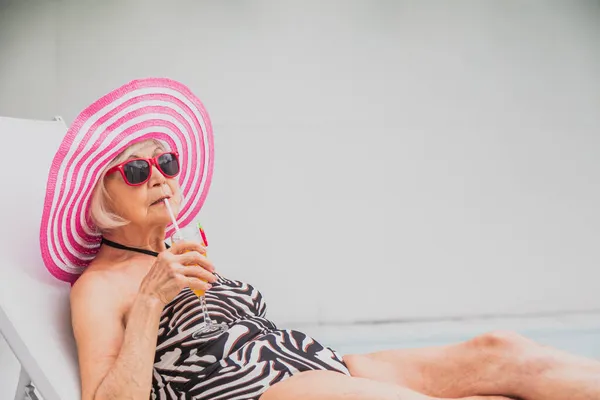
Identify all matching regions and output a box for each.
[70,267,120,305]
[70,260,138,314]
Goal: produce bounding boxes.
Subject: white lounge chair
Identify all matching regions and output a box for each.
[0,116,81,400]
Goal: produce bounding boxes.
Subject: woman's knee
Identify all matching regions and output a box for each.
[467,330,533,352]
[467,330,553,377]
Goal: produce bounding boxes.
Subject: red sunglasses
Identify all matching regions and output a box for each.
[106,152,180,186]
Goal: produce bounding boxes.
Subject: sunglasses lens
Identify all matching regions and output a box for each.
[123,160,151,184]
[158,153,180,177]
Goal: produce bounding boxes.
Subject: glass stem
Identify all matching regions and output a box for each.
[200,296,212,324]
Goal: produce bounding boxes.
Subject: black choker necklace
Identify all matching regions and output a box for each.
[101,237,169,257]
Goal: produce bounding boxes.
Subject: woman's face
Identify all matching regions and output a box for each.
[104,142,182,228]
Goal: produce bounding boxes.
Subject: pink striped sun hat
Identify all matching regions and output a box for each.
[40,78,214,283]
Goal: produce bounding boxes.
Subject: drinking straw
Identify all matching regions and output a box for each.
[162,184,181,236]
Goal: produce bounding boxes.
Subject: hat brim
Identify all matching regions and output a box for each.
[40,78,214,283]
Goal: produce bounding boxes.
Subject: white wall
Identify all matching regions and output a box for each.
[0,0,58,119]
[2,0,600,327]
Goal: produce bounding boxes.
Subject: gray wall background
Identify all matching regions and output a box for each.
[1,0,600,396]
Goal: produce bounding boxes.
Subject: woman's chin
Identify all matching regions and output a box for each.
[147,204,179,225]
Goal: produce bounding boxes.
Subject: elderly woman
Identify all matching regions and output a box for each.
[40,79,600,400]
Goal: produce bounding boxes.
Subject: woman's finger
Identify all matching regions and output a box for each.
[170,240,207,256]
[177,264,217,283]
[176,251,215,272]
[187,277,213,293]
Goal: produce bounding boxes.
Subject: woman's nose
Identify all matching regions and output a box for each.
[149,165,167,187]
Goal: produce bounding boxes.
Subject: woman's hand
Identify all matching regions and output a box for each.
[139,241,217,305]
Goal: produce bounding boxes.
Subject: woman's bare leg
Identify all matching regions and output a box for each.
[344,332,521,398]
[344,331,600,400]
[259,370,512,400]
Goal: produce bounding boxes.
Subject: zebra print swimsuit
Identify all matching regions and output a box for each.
[150,273,350,399]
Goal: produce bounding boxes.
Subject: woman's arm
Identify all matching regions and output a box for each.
[72,243,215,400]
[71,273,163,400]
